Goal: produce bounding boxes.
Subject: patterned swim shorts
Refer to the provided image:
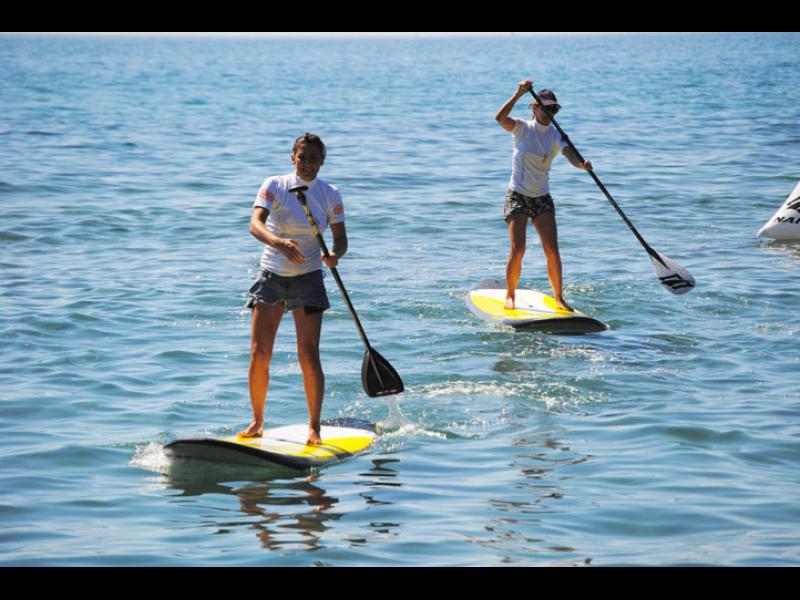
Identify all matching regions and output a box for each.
[503,189,556,223]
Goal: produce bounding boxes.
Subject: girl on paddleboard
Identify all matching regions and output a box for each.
[242,133,347,445]
[495,80,592,312]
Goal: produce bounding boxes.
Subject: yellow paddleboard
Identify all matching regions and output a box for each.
[164,419,378,470]
[466,279,606,333]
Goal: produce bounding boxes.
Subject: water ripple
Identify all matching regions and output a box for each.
[1,32,799,566]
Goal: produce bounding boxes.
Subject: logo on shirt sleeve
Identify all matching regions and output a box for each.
[333,203,344,216]
[258,188,276,203]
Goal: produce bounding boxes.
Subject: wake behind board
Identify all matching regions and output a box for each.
[466,279,607,334]
[163,418,378,471]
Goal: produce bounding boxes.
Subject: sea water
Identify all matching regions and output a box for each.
[1,32,799,566]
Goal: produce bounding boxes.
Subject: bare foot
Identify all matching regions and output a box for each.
[504,295,515,310]
[238,421,263,438]
[555,297,574,312]
[306,427,322,446]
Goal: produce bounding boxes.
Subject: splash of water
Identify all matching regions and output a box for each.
[129,441,171,473]
[378,396,409,431]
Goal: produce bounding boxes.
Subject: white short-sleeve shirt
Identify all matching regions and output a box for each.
[253,173,345,276]
[508,118,567,198]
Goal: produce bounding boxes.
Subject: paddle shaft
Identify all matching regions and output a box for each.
[529,89,665,266]
[291,189,373,350]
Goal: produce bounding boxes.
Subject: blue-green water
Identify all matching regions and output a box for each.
[1,32,799,566]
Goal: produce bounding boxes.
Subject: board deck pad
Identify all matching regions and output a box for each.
[466,279,607,333]
[163,418,378,470]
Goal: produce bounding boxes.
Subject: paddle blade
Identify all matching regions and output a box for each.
[361,348,404,397]
[650,252,695,295]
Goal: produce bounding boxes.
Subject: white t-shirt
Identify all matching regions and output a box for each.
[253,173,345,276]
[508,118,567,197]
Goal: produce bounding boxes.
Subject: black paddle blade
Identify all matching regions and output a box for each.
[361,348,404,397]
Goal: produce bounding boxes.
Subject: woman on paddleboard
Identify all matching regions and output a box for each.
[242,133,347,445]
[495,80,592,312]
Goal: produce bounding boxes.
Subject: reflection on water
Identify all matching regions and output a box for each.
[234,480,339,552]
[759,238,800,261]
[162,456,404,553]
[164,464,339,551]
[358,458,402,494]
[468,431,595,566]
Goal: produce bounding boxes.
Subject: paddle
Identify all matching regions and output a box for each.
[289,185,404,397]
[529,88,696,295]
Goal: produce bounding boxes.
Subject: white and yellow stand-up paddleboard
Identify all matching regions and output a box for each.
[466,279,607,334]
[163,419,378,470]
